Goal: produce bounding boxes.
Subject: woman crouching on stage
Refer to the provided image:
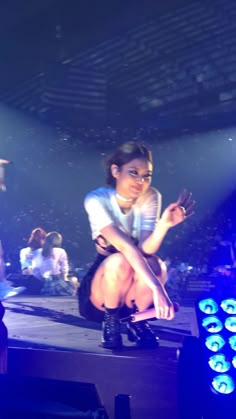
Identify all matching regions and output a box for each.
[78,141,194,349]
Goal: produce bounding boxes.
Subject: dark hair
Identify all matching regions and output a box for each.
[42,231,63,257]
[28,228,47,250]
[105,141,153,187]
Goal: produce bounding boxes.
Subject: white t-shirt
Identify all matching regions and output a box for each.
[31,248,69,280]
[19,247,42,270]
[84,186,162,243]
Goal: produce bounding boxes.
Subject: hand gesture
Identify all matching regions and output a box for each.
[160,189,195,228]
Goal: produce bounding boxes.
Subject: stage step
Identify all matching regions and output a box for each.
[8,345,179,419]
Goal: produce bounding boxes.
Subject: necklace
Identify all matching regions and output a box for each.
[116,193,134,203]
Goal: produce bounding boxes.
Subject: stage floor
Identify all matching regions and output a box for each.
[2,296,199,419]
[3,295,198,353]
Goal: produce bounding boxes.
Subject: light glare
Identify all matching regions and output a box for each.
[221,299,236,315]
[208,354,231,373]
[229,335,236,351]
[202,316,223,333]
[205,335,226,352]
[225,317,236,333]
[212,374,235,394]
[199,298,218,315]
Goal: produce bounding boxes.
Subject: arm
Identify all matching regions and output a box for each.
[139,221,170,255]
[136,188,169,255]
[140,189,195,255]
[140,204,184,255]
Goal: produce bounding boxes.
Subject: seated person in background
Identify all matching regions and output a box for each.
[32,231,75,296]
[0,240,25,300]
[20,227,47,275]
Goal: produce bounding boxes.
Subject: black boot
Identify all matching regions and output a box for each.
[126,303,159,348]
[127,320,159,348]
[102,310,123,349]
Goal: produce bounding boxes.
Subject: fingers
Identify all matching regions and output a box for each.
[155,302,175,320]
[178,205,187,219]
[177,188,189,205]
[178,189,192,207]
[167,304,175,320]
[177,189,195,218]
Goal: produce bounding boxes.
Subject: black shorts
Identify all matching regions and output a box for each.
[78,253,134,323]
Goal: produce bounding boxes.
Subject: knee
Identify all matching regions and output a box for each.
[134,255,167,286]
[103,254,133,284]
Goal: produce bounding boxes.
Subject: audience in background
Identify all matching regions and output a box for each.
[32,231,76,296]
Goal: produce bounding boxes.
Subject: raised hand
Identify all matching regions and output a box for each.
[177,189,195,218]
[160,189,195,228]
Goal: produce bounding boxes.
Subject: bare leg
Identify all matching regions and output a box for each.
[125,255,168,311]
[90,253,134,310]
[124,255,167,348]
[90,253,134,349]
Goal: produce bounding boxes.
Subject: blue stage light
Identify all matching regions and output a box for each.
[211,374,235,394]
[225,317,236,333]
[229,336,236,351]
[196,293,236,399]
[208,354,231,373]
[199,298,218,314]
[221,298,236,314]
[178,293,236,419]
[202,316,223,333]
[232,356,236,368]
[205,335,226,352]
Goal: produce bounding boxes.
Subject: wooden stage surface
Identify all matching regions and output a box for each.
[2,296,199,419]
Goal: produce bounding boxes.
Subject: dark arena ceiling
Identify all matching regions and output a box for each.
[0,0,236,128]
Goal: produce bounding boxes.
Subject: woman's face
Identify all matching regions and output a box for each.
[112,158,153,200]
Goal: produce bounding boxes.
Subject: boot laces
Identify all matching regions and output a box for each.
[104,312,120,335]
